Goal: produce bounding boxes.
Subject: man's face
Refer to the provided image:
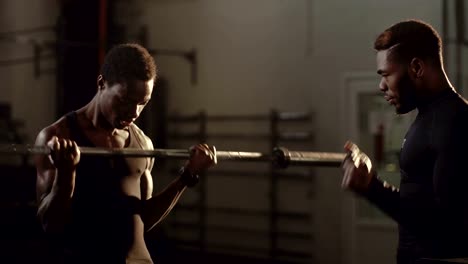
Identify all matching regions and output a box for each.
[100,78,154,129]
[376,50,417,115]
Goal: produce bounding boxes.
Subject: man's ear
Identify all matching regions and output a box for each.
[409,58,424,79]
[97,75,105,90]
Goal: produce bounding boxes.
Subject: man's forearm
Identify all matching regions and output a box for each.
[38,187,73,233]
[364,176,401,222]
[37,170,75,233]
[143,177,187,231]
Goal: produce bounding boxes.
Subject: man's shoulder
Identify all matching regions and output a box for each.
[454,91,468,106]
[130,123,149,139]
[453,93,468,117]
[436,92,468,119]
[36,116,70,143]
[130,123,154,149]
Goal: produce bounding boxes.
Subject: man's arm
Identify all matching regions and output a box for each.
[365,109,468,236]
[141,171,188,231]
[342,141,401,221]
[36,127,79,234]
[398,111,468,236]
[363,175,401,221]
[141,143,216,231]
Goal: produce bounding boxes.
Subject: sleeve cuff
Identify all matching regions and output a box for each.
[363,175,385,200]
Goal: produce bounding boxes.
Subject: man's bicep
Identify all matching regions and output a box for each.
[141,169,154,200]
[36,167,55,202]
[34,128,56,202]
[146,136,155,199]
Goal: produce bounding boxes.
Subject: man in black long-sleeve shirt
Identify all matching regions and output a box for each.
[342,20,468,264]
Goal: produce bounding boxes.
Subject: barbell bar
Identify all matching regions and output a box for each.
[0,144,346,168]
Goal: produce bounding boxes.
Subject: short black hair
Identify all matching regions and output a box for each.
[374,20,442,64]
[100,43,157,85]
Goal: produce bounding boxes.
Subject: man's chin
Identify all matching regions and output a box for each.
[395,104,416,115]
[115,120,133,129]
[113,122,125,129]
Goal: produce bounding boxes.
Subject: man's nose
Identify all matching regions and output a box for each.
[379,78,387,92]
[127,104,140,119]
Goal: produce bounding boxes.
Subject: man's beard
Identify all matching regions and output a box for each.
[395,73,418,115]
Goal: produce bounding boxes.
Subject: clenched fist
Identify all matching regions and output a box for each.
[184,143,217,174]
[341,141,376,194]
[47,136,81,172]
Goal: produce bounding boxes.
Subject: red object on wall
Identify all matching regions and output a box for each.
[374,123,384,166]
[98,0,107,67]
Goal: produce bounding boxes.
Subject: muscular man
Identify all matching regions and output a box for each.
[35,43,216,263]
[342,20,468,264]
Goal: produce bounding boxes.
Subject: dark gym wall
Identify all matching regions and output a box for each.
[55,0,121,117]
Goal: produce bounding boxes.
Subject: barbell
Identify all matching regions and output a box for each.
[0,144,346,168]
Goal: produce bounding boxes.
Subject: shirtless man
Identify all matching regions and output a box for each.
[35,43,216,263]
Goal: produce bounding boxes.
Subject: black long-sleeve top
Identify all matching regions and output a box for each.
[365,89,468,263]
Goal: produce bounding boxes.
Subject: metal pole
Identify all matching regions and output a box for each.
[0,144,345,167]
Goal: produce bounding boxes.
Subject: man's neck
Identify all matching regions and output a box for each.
[81,97,120,135]
[419,69,454,102]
